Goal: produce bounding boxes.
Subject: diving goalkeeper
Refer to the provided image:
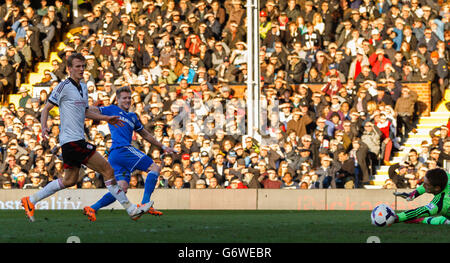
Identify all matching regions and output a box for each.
[393,168,450,225]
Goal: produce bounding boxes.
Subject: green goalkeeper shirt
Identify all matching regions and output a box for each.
[397,173,450,222]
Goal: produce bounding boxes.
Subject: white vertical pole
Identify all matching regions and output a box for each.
[246,0,261,141]
[252,0,261,142]
[246,0,254,138]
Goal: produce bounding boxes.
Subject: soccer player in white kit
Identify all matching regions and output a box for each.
[21,53,152,222]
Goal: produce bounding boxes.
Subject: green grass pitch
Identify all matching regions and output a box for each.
[1,210,449,243]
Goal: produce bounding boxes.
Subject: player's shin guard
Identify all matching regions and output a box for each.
[91,193,116,211]
[141,171,158,205]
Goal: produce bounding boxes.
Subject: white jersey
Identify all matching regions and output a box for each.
[48,78,89,146]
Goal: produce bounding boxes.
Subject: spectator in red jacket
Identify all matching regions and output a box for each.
[369,48,392,77]
[226,176,248,189]
[185,34,202,56]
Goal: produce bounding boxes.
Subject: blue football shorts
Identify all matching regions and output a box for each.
[108,146,154,183]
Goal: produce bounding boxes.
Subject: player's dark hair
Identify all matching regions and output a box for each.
[426,168,448,191]
[116,86,132,99]
[67,53,86,68]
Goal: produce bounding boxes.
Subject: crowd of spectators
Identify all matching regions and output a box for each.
[0,0,69,102]
[0,0,449,191]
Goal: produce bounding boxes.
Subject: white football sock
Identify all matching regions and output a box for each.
[29,178,65,204]
[105,179,133,212]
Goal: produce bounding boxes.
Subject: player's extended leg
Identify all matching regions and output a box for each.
[85,151,152,220]
[21,167,79,222]
[85,180,129,222]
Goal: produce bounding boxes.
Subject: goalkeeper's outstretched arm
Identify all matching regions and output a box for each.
[394,185,426,201]
[396,192,445,223]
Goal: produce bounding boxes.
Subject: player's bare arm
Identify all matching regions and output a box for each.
[85,106,124,128]
[138,128,176,154]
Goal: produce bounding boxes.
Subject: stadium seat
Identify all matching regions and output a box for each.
[50,52,63,63]
[8,94,21,108]
[57,42,67,51]
[27,73,44,85]
[36,62,53,74]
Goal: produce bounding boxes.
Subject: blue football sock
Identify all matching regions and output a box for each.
[91,192,116,211]
[141,171,158,204]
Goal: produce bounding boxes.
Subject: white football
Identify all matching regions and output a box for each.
[371,204,396,227]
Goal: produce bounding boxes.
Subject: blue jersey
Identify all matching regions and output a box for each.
[99,105,144,150]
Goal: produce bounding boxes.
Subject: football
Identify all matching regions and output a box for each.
[371,204,396,227]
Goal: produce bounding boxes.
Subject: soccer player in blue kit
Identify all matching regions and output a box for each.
[83,86,176,221]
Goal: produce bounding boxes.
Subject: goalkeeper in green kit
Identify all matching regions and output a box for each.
[393,168,450,225]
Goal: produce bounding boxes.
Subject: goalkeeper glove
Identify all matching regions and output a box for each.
[393,190,418,201]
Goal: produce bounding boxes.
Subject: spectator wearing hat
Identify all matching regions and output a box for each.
[259,10,272,40]
[324,62,347,83]
[18,86,31,108]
